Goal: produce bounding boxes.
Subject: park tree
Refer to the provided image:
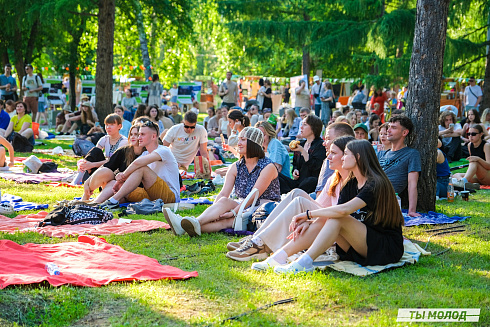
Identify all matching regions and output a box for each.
[405,0,451,212]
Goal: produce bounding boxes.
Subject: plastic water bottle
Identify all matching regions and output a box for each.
[447,181,454,202]
[395,193,401,210]
[45,263,61,275]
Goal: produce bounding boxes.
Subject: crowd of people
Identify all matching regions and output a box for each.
[0,66,489,275]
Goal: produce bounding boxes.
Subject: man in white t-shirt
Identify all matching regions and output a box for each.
[163,111,210,170]
[99,121,181,209]
[463,77,482,112]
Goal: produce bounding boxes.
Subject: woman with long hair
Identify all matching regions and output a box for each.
[227,136,355,263]
[261,79,273,110]
[80,102,98,135]
[280,108,302,142]
[148,74,163,107]
[452,125,490,188]
[376,122,392,153]
[218,105,229,138]
[163,127,280,236]
[4,101,34,141]
[147,105,164,135]
[84,124,144,202]
[256,78,265,109]
[369,88,390,118]
[226,108,249,147]
[255,139,404,274]
[461,109,487,144]
[368,114,381,142]
[255,121,290,176]
[438,111,462,162]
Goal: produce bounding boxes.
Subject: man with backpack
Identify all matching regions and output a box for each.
[21,64,43,121]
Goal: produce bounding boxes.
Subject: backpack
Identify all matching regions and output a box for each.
[73,138,95,156]
[38,205,113,227]
[247,201,279,232]
[11,132,34,152]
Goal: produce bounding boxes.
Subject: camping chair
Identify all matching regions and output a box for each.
[232,188,259,231]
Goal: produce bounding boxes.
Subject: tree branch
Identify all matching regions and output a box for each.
[459,24,489,39]
[452,54,487,71]
[67,10,98,17]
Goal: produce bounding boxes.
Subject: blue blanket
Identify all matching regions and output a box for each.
[1,194,49,212]
[403,210,469,227]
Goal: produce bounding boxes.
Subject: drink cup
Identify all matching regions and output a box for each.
[461,191,469,201]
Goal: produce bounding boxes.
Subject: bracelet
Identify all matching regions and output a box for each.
[230,209,237,217]
[306,210,311,220]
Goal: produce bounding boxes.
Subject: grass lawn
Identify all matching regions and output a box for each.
[0,145,489,326]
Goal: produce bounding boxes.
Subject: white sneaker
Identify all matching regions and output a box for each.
[181,216,201,237]
[162,208,185,236]
[0,203,14,215]
[251,257,283,271]
[274,260,314,275]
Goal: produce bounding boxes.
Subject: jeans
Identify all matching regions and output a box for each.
[314,104,321,117]
[436,176,450,198]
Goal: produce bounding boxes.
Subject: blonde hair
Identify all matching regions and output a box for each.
[481,108,490,123]
[285,108,297,126]
[335,115,347,123]
[255,121,276,139]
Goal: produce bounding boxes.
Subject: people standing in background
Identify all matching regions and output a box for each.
[0,64,18,101]
[256,78,265,110]
[219,71,239,108]
[320,82,334,125]
[283,82,290,105]
[169,83,179,105]
[294,80,310,116]
[311,76,322,117]
[463,77,482,113]
[22,64,43,121]
[262,80,273,110]
[148,74,163,107]
[35,73,47,125]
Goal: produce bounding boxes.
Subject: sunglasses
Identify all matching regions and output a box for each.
[469,80,475,83]
[140,120,159,131]
[467,132,480,136]
[183,124,196,129]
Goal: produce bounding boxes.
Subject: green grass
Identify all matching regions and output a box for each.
[0,151,489,326]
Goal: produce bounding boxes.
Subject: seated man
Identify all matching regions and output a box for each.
[207,107,222,138]
[313,122,355,198]
[99,121,181,209]
[162,111,210,170]
[377,115,421,217]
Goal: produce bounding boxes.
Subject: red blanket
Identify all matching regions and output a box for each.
[0,236,198,288]
[0,211,170,238]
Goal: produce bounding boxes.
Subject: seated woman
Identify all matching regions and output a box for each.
[226,136,354,262]
[163,127,280,236]
[278,114,326,194]
[438,111,462,162]
[83,124,143,202]
[279,108,302,143]
[4,101,34,145]
[252,139,404,274]
[452,125,490,188]
[226,109,249,147]
[375,123,391,153]
[147,105,165,135]
[481,108,490,139]
[76,114,128,181]
[461,109,488,150]
[255,121,290,177]
[368,114,380,142]
[79,102,99,135]
[217,106,229,138]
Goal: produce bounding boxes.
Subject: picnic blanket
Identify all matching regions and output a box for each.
[1,193,49,212]
[312,238,430,277]
[0,235,198,288]
[180,197,214,205]
[480,185,490,190]
[46,182,82,188]
[0,211,170,238]
[403,210,469,227]
[13,157,53,164]
[0,172,73,184]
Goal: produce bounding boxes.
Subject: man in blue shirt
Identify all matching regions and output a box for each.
[0,64,18,101]
[0,100,10,136]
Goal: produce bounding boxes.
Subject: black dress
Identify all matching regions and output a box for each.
[335,178,404,266]
[263,87,272,109]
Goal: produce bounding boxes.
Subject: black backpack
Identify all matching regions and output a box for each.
[73,137,95,156]
[38,205,113,227]
[11,132,34,152]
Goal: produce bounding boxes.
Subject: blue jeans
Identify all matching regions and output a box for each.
[436,176,450,198]
[314,104,321,117]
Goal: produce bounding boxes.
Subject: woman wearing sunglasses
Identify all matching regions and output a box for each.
[453,125,490,188]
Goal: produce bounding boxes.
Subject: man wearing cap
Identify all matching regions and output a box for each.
[99,120,181,210]
[353,123,368,140]
[311,76,322,117]
[0,64,17,101]
[163,126,281,237]
[162,111,210,170]
[219,71,239,108]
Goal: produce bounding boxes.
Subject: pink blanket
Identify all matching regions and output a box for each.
[0,235,198,288]
[0,172,72,184]
[0,211,170,238]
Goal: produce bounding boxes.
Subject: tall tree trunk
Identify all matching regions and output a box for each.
[0,46,9,68]
[302,47,310,81]
[480,8,490,110]
[95,0,116,120]
[405,0,450,212]
[133,0,152,80]
[69,69,77,109]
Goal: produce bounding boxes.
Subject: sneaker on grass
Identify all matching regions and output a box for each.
[251,256,283,271]
[227,235,253,251]
[181,216,201,237]
[226,240,268,261]
[273,261,314,275]
[452,179,480,190]
[162,208,185,236]
[98,200,120,211]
